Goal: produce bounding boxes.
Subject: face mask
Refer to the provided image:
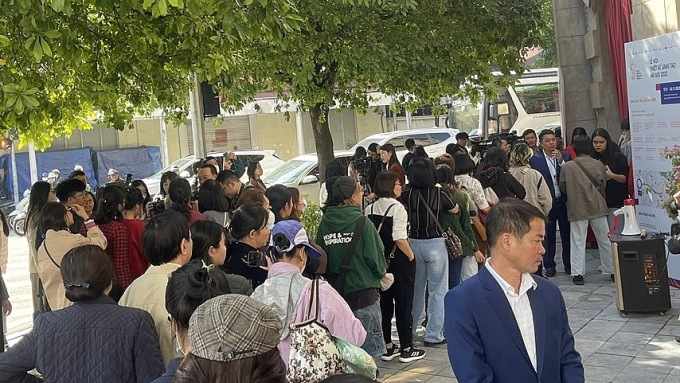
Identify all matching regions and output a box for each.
[267,209,276,228]
[175,331,186,356]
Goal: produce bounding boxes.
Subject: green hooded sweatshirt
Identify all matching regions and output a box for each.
[316,205,386,294]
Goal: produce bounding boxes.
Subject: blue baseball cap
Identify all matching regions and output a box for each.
[271,220,322,259]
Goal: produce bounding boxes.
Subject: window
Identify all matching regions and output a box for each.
[407,134,430,147]
[386,137,405,150]
[514,83,560,115]
[429,133,453,144]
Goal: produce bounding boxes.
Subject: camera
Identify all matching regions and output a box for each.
[246,250,267,267]
[470,132,519,157]
[125,173,133,185]
[149,195,166,217]
[354,157,371,174]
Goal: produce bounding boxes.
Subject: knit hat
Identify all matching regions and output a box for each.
[189,295,282,362]
[271,220,322,259]
[331,176,358,201]
[107,169,118,176]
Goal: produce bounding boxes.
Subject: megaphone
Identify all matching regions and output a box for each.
[610,199,641,236]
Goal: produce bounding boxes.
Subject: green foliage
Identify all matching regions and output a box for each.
[0,0,300,148]
[300,201,322,241]
[532,0,558,68]
[214,0,546,176]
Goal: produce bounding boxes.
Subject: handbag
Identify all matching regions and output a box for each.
[416,191,464,259]
[573,160,606,199]
[287,279,345,383]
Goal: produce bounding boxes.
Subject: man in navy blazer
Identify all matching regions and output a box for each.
[445,199,584,383]
[530,129,571,277]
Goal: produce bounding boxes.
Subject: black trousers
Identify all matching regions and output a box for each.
[380,254,415,349]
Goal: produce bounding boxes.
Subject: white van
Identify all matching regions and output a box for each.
[143,150,284,195]
[445,68,561,139]
[351,127,458,159]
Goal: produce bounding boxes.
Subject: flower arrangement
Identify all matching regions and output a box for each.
[661,145,680,218]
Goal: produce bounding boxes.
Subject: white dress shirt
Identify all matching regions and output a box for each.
[542,150,561,198]
[486,261,539,371]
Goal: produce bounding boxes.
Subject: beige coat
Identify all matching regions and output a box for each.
[559,156,609,221]
[509,165,553,217]
[37,227,108,311]
[119,263,182,365]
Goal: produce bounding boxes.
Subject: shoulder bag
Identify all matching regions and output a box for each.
[326,216,366,296]
[573,160,606,199]
[371,203,398,268]
[416,191,464,259]
[287,279,345,383]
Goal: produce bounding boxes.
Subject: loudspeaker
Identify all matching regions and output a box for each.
[200,81,220,118]
[611,235,671,314]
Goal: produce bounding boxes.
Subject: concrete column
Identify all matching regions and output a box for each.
[554,0,598,142]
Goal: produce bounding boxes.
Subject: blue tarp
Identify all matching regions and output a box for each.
[93,146,161,185]
[2,146,161,196]
[3,147,97,195]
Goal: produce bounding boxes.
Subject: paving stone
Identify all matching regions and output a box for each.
[575,319,625,341]
[613,371,667,383]
[608,331,654,344]
[574,338,605,359]
[619,321,665,334]
[584,365,620,382]
[596,341,645,357]
[658,323,680,336]
[584,353,633,368]
[595,308,631,322]
[623,357,675,376]
[568,308,604,322]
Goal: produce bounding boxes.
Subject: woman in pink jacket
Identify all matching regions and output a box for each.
[251,220,366,365]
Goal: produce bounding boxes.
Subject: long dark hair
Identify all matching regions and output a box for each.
[198,180,229,213]
[40,202,69,236]
[247,161,261,180]
[190,220,225,264]
[169,178,193,220]
[25,181,53,233]
[174,348,287,383]
[160,171,179,196]
[94,185,126,224]
[380,143,401,170]
[130,179,151,209]
[590,128,621,167]
[229,203,269,241]
[476,146,509,174]
[165,259,231,330]
[265,185,292,223]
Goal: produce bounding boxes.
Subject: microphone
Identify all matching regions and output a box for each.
[640,229,647,239]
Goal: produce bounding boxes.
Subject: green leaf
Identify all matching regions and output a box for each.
[168,0,183,7]
[244,0,253,5]
[51,0,65,12]
[23,36,35,51]
[32,37,43,61]
[142,0,155,9]
[44,30,61,39]
[0,36,10,47]
[40,37,53,57]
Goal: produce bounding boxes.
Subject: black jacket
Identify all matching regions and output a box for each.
[0,296,164,383]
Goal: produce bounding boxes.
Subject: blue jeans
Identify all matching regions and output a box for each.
[410,237,449,343]
[353,301,386,356]
[449,255,464,289]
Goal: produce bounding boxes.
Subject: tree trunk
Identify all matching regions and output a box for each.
[309,103,335,182]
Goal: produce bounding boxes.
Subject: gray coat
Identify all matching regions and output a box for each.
[0,296,164,383]
[559,156,608,221]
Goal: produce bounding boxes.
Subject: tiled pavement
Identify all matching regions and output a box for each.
[378,247,680,382]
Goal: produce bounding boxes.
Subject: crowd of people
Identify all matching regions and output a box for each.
[0,124,634,381]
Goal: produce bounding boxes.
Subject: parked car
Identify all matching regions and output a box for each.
[263,151,354,205]
[143,150,285,196]
[351,127,459,159]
